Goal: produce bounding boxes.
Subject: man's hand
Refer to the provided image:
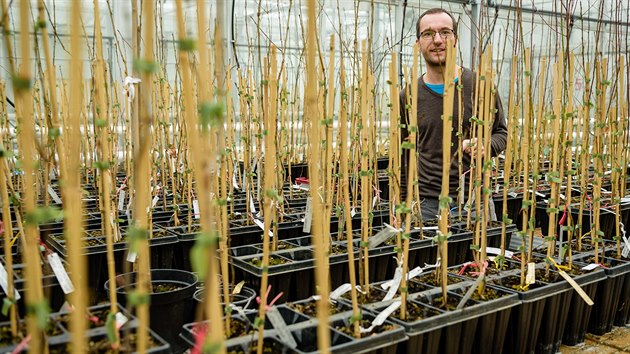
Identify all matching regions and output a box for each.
[462,138,484,158]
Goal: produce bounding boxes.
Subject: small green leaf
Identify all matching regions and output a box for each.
[177,38,196,52]
[2,298,15,316]
[126,290,150,306]
[26,300,50,330]
[133,58,158,74]
[11,74,31,91]
[25,206,64,225]
[105,312,117,343]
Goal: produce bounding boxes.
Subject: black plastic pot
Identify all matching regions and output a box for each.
[104,269,198,352]
[193,284,257,310]
[585,255,630,334]
[328,311,407,354]
[231,246,315,302]
[614,272,630,326]
[49,227,178,304]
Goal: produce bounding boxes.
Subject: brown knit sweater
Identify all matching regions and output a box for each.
[400,67,508,199]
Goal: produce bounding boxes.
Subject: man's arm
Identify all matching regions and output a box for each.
[490,91,508,157]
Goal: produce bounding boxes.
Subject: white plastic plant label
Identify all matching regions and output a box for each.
[192,199,200,219]
[115,312,129,330]
[508,192,518,198]
[126,251,137,263]
[303,197,313,233]
[118,190,126,211]
[0,263,20,300]
[526,262,536,285]
[383,266,403,301]
[368,223,401,249]
[266,307,297,348]
[248,191,257,214]
[360,300,400,333]
[47,185,62,204]
[232,172,240,191]
[254,219,274,238]
[330,283,352,300]
[47,253,74,294]
[581,263,600,271]
[372,195,379,209]
[350,208,357,218]
[151,195,159,208]
[486,247,514,258]
[381,266,423,290]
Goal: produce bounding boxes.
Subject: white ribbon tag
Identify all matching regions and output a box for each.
[0,263,20,300]
[360,300,400,333]
[47,185,62,204]
[526,262,536,285]
[330,283,352,300]
[382,266,423,290]
[192,199,200,219]
[47,253,74,294]
[118,190,126,211]
[383,266,403,301]
[486,247,514,258]
[266,307,297,348]
[228,303,250,319]
[254,219,274,238]
[151,195,159,208]
[248,191,257,214]
[303,197,313,233]
[232,173,240,191]
[368,223,401,249]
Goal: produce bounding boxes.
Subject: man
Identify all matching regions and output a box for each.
[400,8,508,221]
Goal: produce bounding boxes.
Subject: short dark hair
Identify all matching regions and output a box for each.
[416,8,458,39]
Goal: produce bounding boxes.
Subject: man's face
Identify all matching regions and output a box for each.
[417,13,457,67]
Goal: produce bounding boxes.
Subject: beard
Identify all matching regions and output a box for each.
[422,49,447,67]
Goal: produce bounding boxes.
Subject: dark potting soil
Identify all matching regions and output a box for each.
[329,244,348,255]
[59,309,110,330]
[249,255,290,267]
[451,285,503,301]
[415,272,463,287]
[492,275,546,291]
[288,300,342,317]
[0,319,63,346]
[335,320,396,338]
[427,295,476,311]
[408,279,432,293]
[227,341,285,354]
[392,301,441,321]
[152,282,183,293]
[275,241,295,251]
[341,286,386,304]
[193,318,252,340]
[49,333,160,353]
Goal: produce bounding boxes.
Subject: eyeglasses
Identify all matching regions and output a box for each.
[419,29,455,40]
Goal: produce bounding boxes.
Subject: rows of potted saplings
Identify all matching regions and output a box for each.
[1,165,628,354]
